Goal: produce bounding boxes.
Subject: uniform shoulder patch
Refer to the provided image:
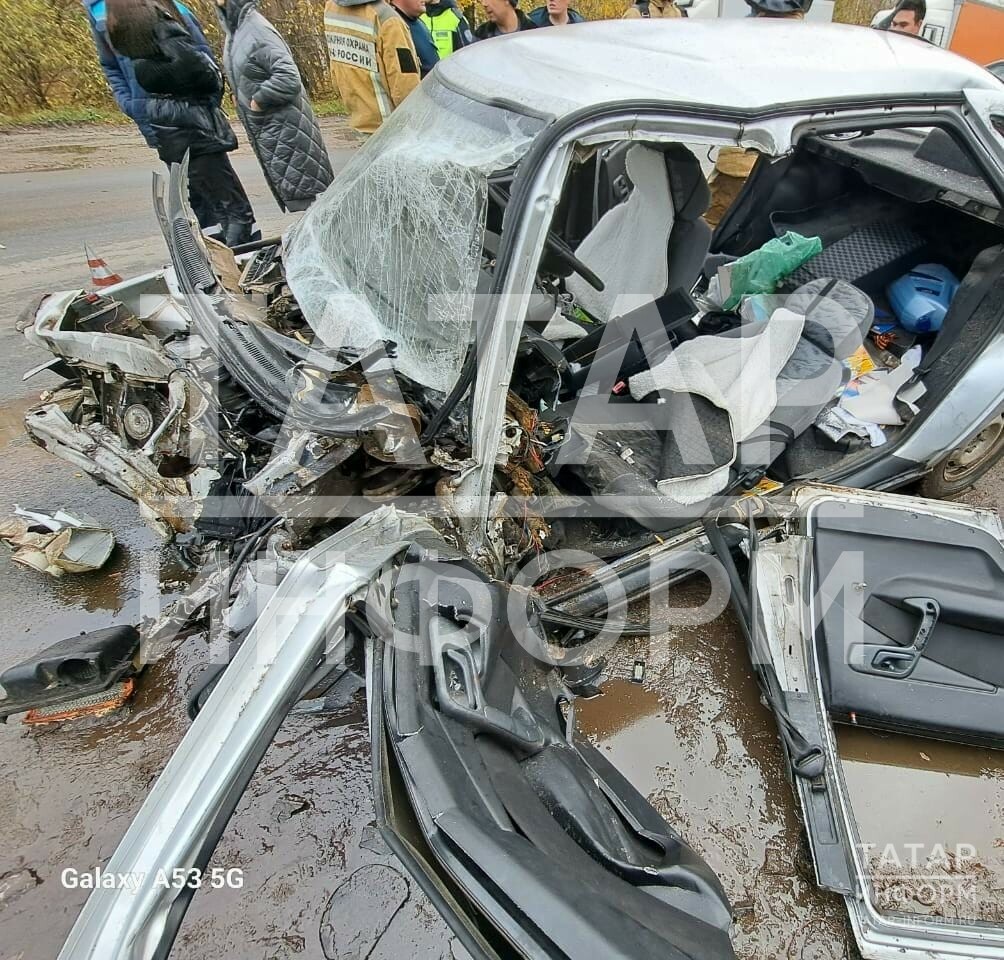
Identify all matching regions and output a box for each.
[397,47,418,74]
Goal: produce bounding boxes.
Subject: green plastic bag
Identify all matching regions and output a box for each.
[722,231,822,311]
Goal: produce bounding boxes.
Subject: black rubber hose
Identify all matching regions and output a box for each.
[419,344,477,446]
[226,515,284,595]
[230,236,282,256]
[702,517,751,641]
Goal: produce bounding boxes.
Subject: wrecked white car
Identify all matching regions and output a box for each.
[13,20,1004,960]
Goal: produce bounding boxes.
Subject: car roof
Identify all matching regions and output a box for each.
[438,20,1001,120]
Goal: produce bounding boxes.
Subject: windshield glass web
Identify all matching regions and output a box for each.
[285,78,544,394]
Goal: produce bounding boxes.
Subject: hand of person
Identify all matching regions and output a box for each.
[250,98,262,111]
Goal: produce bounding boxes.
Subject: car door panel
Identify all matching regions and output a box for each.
[748,484,1004,960]
[810,500,1004,745]
[373,548,737,960]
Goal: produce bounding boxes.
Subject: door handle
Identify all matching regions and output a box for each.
[856,597,940,679]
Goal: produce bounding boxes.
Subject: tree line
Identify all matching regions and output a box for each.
[0,0,884,120]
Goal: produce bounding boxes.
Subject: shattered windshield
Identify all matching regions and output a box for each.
[284,78,545,394]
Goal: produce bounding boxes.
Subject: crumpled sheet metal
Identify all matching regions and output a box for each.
[284,80,539,393]
[57,506,445,960]
[26,289,179,380]
[24,403,199,535]
[0,508,114,577]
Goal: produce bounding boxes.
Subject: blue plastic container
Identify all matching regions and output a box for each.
[887,264,960,334]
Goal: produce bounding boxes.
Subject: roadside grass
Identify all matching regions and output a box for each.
[0,95,346,131]
[312,96,348,118]
[0,104,127,130]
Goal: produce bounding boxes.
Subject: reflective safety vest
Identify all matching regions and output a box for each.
[419,6,462,59]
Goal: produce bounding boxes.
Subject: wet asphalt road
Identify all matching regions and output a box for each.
[1,123,1003,960]
[0,122,466,960]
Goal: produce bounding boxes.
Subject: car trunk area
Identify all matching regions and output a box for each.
[711,126,1004,482]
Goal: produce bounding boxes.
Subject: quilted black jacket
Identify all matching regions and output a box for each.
[131,15,237,163]
[219,0,334,212]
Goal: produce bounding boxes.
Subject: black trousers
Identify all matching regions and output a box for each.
[186,153,257,247]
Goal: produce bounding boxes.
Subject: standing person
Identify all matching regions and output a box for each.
[82,0,211,149]
[390,0,440,76]
[324,0,420,136]
[82,0,229,235]
[474,0,536,38]
[419,0,474,59]
[622,0,682,18]
[528,0,585,26]
[704,0,808,229]
[215,0,334,213]
[104,0,258,246]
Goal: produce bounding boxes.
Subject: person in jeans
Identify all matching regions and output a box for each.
[106,0,258,246]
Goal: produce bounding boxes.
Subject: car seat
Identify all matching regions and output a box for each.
[555,279,873,532]
[566,143,713,322]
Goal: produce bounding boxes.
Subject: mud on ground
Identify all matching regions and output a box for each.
[0,118,358,176]
[0,444,1002,958]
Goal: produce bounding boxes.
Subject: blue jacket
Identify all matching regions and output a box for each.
[527,6,586,24]
[395,7,439,78]
[82,0,213,147]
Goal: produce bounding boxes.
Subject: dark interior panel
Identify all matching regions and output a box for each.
[809,500,1004,747]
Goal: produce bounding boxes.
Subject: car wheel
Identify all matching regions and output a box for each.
[919,413,1004,499]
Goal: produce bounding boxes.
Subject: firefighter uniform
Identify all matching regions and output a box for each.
[324,0,420,135]
[622,0,682,18]
[705,147,759,229]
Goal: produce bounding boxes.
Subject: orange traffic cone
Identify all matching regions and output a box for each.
[84,244,123,289]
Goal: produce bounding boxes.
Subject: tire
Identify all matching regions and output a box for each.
[919,413,1004,499]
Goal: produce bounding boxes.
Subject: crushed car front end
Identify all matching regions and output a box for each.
[16,21,1004,960]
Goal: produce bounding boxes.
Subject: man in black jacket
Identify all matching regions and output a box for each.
[474,0,536,38]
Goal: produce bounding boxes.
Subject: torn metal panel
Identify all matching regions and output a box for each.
[0,507,114,577]
[56,507,440,960]
[25,402,200,535]
[26,289,181,381]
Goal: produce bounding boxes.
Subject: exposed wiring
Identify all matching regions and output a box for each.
[226,515,284,595]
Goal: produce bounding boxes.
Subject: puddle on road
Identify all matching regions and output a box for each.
[0,394,187,670]
[574,584,858,960]
[0,387,464,959]
[837,726,1004,922]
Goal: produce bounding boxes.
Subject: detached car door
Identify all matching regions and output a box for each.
[751,483,1004,960]
[368,550,737,960]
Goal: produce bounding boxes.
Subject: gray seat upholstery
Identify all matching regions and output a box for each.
[567,143,713,322]
[737,278,874,471]
[663,143,713,296]
[560,278,874,531]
